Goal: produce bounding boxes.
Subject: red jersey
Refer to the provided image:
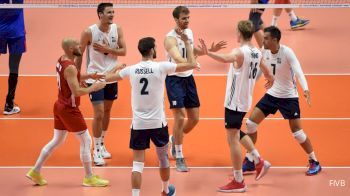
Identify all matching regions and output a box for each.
[56,57,80,107]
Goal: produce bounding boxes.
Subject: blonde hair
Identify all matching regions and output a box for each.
[237,20,254,40]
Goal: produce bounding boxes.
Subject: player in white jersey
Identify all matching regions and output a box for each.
[164,6,227,172]
[76,3,127,166]
[106,36,198,196]
[200,20,274,193]
[243,26,321,176]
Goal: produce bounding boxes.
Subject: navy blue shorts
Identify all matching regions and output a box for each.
[88,82,118,103]
[225,108,247,129]
[130,125,169,150]
[0,36,26,54]
[256,93,301,119]
[165,75,200,108]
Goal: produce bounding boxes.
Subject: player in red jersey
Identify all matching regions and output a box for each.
[26,37,109,187]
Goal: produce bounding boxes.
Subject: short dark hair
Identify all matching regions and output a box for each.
[264,26,281,42]
[138,37,155,57]
[237,20,254,40]
[97,3,113,19]
[172,6,190,19]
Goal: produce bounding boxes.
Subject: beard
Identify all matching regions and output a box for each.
[73,51,82,57]
[153,51,157,59]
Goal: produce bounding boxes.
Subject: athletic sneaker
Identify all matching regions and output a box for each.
[175,158,189,172]
[26,169,47,186]
[83,175,109,187]
[93,148,105,166]
[290,18,310,29]
[306,159,322,176]
[3,103,20,115]
[100,144,111,159]
[217,179,247,193]
[169,135,176,159]
[242,157,256,174]
[255,158,271,180]
[161,184,176,196]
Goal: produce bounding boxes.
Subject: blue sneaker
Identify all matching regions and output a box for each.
[242,157,255,174]
[290,18,310,29]
[161,184,176,196]
[306,159,322,176]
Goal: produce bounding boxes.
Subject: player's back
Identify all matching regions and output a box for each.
[225,45,262,112]
[122,60,176,129]
[165,28,194,77]
[56,57,80,107]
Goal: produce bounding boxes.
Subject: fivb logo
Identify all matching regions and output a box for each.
[329,180,346,187]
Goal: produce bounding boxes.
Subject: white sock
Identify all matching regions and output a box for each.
[83,161,93,178]
[308,151,318,162]
[93,137,102,151]
[288,10,298,22]
[246,152,254,162]
[251,149,261,164]
[271,15,279,26]
[233,170,243,183]
[33,149,51,173]
[162,181,169,193]
[132,189,140,196]
[101,130,107,144]
[175,145,184,158]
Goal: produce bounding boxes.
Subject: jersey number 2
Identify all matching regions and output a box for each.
[140,78,149,95]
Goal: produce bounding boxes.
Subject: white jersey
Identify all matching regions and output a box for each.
[165,28,194,77]
[263,45,308,98]
[224,45,262,112]
[86,23,119,83]
[119,60,177,130]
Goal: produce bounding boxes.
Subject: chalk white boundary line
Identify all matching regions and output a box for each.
[0,74,350,77]
[1,117,349,120]
[0,166,349,169]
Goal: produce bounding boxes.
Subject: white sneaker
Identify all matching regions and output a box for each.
[3,105,20,115]
[101,145,111,159]
[93,148,105,166]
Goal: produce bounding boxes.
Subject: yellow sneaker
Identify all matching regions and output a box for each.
[26,169,47,186]
[83,175,109,187]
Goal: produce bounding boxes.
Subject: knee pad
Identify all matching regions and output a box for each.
[239,130,247,140]
[75,130,92,163]
[132,161,144,173]
[249,11,263,33]
[246,119,258,134]
[293,130,307,143]
[156,144,169,168]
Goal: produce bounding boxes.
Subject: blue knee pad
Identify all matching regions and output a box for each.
[249,10,264,32]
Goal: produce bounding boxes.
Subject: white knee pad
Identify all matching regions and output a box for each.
[75,130,92,163]
[293,130,307,143]
[156,144,169,168]
[246,119,258,134]
[132,161,144,173]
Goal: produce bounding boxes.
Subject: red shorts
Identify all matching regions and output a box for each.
[274,0,290,4]
[53,101,87,132]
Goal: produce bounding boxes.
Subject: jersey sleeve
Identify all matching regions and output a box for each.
[118,66,131,79]
[285,47,309,91]
[160,62,177,75]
